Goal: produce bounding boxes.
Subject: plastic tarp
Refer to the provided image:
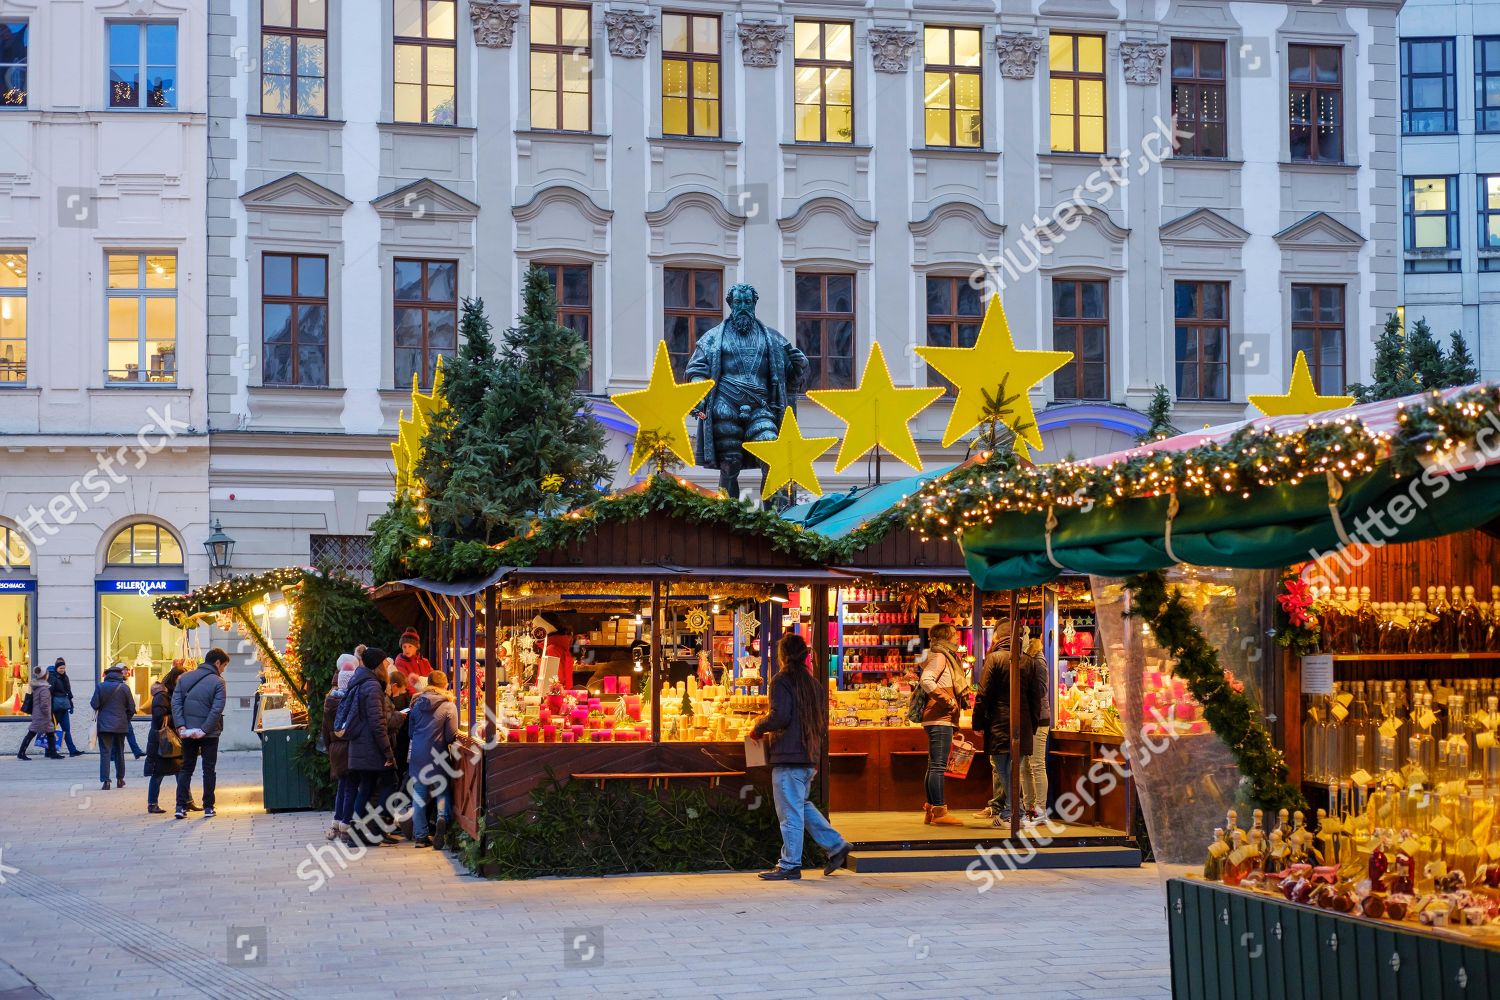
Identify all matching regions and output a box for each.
[782,466,955,539]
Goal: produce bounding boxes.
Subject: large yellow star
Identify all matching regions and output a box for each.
[393,356,447,494]
[913,294,1071,453]
[1248,351,1356,418]
[612,342,714,475]
[743,408,837,499]
[808,343,943,473]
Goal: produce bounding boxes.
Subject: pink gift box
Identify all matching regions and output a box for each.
[595,730,613,742]
[524,725,539,742]
[587,698,602,710]
[588,718,602,729]
[539,709,553,725]
[1175,703,1195,721]
[543,725,557,742]
[561,731,576,743]
[1143,692,1159,713]
[546,695,566,713]
[626,704,642,722]
[602,676,618,694]
[572,689,588,700]
[1171,679,1186,700]
[570,725,585,740]
[1149,672,1164,690]
[570,709,589,725]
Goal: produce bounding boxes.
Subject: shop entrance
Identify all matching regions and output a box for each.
[96,522,187,715]
[0,523,36,718]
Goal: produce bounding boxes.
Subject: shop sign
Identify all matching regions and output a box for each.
[95,579,189,596]
[0,578,36,593]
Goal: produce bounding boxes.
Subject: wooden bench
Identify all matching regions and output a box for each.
[572,770,746,791]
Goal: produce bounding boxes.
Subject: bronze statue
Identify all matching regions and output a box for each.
[686,283,808,496]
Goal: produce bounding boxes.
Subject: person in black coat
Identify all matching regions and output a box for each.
[971,625,1046,826]
[47,659,84,756]
[340,647,396,848]
[143,680,182,813]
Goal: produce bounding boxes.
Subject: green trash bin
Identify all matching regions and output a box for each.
[259,727,315,812]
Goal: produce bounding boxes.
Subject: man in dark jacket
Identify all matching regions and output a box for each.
[972,626,1047,825]
[48,659,84,756]
[407,671,459,847]
[342,647,396,847]
[171,648,229,819]
[90,663,137,789]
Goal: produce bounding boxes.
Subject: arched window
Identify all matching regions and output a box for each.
[0,524,29,570]
[105,523,182,567]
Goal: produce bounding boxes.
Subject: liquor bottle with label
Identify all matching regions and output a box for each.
[1411,692,1438,780]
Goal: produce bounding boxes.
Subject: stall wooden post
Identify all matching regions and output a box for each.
[650,580,663,743]
[483,586,497,741]
[1008,590,1022,840]
[812,582,831,810]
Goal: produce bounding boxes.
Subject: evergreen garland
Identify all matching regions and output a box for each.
[1127,570,1305,815]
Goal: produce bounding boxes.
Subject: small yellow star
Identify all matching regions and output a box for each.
[743,408,837,499]
[913,294,1071,453]
[612,342,714,475]
[1248,351,1356,418]
[808,343,943,473]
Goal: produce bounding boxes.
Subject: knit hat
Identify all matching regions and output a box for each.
[336,652,358,673]
[30,665,47,686]
[361,647,389,671]
[400,628,420,646]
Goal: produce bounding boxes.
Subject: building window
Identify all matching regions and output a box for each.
[1405,176,1458,262]
[394,0,456,125]
[106,253,176,384]
[1049,33,1105,154]
[1400,38,1456,134]
[793,21,853,143]
[535,263,593,390]
[262,0,327,116]
[795,273,855,390]
[924,276,982,394]
[1052,278,1108,401]
[108,22,178,109]
[662,12,719,137]
[530,4,591,132]
[0,523,28,570]
[663,267,722,379]
[1169,40,1226,158]
[1173,281,1229,402]
[923,27,982,148]
[393,258,456,390]
[0,21,26,106]
[1478,37,1500,133]
[262,253,329,386]
[1482,176,1500,252]
[105,523,183,566]
[1288,44,1342,163]
[1290,285,1345,394]
[0,253,25,384]
[310,534,374,584]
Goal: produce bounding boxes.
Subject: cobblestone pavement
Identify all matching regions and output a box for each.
[0,753,1171,999]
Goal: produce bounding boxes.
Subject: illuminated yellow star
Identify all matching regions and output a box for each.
[612,342,714,475]
[808,343,943,473]
[393,356,447,494]
[1248,351,1356,418]
[743,408,837,499]
[913,294,1071,453]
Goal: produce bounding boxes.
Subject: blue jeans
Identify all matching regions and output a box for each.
[925,725,953,807]
[769,765,847,870]
[98,732,126,782]
[53,710,80,753]
[333,774,358,825]
[124,724,144,757]
[411,773,452,839]
[989,752,1011,813]
[148,772,168,808]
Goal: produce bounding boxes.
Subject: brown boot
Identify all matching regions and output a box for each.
[923,803,933,825]
[929,805,964,827]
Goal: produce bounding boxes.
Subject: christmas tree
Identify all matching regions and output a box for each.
[1406,317,1447,388]
[1349,313,1418,403]
[1136,384,1175,444]
[1446,330,1480,386]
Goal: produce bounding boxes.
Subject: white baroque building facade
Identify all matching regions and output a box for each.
[1397,0,1500,375]
[0,1,215,742]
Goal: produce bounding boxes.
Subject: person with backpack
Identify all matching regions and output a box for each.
[407,670,459,848]
[171,648,229,818]
[91,662,138,788]
[336,646,396,848]
[917,622,970,827]
[749,633,851,880]
[17,665,62,760]
[143,677,181,813]
[48,658,84,756]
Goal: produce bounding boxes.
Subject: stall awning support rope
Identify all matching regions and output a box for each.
[1163,493,1183,564]
[1325,470,1354,549]
[1044,506,1064,569]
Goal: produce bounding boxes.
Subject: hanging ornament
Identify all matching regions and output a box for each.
[1248,350,1356,418]
[807,342,943,472]
[684,607,712,634]
[735,608,761,638]
[742,407,837,499]
[913,293,1072,454]
[611,342,715,475]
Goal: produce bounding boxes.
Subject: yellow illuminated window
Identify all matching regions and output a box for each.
[393,0,456,124]
[531,4,591,131]
[662,12,719,137]
[105,253,176,384]
[106,523,183,566]
[794,21,853,143]
[1407,176,1454,249]
[923,26,982,148]
[1049,33,1106,153]
[0,251,24,384]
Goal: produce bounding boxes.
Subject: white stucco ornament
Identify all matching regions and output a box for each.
[1120,41,1169,85]
[868,27,918,73]
[469,1,522,48]
[605,11,655,58]
[738,20,787,68]
[995,33,1044,80]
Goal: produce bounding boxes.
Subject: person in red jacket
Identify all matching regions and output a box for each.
[394,628,433,683]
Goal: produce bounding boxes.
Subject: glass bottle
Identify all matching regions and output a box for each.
[1436,585,1456,653]
[1203,827,1227,881]
[1327,586,1349,653]
[1459,585,1481,653]
[1412,692,1438,780]
[1484,696,1500,792]
[1346,681,1372,779]
[1490,587,1500,651]
[1304,698,1326,783]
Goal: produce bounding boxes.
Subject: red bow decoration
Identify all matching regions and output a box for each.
[1277,578,1315,627]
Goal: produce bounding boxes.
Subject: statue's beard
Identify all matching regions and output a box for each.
[727,308,757,336]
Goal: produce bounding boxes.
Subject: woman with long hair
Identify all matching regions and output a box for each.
[919,622,970,826]
[749,632,851,880]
